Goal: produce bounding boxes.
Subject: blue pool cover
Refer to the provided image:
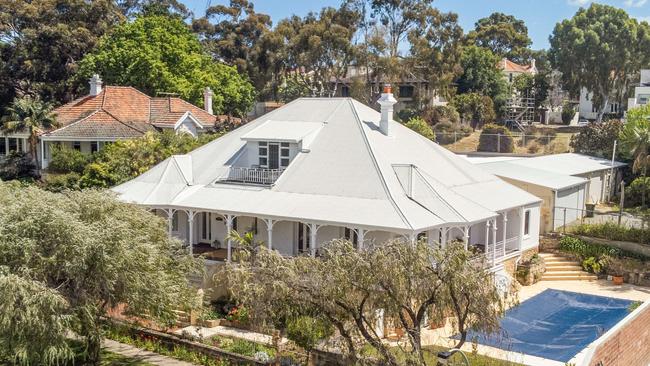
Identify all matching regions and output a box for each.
[458,289,633,362]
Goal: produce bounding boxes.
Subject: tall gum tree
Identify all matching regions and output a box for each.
[549,3,650,122]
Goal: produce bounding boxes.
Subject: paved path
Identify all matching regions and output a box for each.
[103,339,197,366]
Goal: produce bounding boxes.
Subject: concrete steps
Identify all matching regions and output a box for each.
[538,252,598,281]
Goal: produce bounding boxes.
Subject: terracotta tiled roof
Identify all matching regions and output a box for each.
[48,86,238,139]
[498,58,535,73]
[45,110,156,139]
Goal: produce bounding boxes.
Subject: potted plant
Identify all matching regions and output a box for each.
[612,273,625,285]
[201,309,222,328]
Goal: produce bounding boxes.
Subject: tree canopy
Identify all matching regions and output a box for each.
[570,119,623,159]
[226,239,503,366]
[77,15,255,116]
[0,0,123,111]
[456,46,508,116]
[549,3,650,122]
[0,182,201,365]
[467,12,531,62]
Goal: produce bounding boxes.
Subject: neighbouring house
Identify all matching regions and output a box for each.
[331,65,448,112]
[113,86,543,287]
[578,88,623,121]
[497,58,537,84]
[627,69,650,111]
[465,153,626,233]
[1,74,238,170]
[497,58,539,127]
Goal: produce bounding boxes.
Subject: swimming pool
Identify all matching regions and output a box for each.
[459,289,633,362]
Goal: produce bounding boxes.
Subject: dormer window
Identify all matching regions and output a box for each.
[258,141,290,169]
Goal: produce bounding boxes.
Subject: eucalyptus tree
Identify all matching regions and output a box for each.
[225,239,503,366]
[467,12,532,62]
[549,3,650,122]
[0,183,202,365]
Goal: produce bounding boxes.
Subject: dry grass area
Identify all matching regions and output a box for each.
[442,129,574,155]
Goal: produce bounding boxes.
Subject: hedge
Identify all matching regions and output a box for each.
[570,222,650,245]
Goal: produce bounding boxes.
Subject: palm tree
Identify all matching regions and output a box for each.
[620,104,650,206]
[1,96,57,166]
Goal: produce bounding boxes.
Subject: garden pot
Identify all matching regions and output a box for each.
[585,203,595,218]
[613,276,624,285]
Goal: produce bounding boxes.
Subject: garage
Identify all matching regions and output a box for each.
[465,159,589,233]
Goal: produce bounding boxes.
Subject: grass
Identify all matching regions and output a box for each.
[360,343,524,366]
[100,350,155,366]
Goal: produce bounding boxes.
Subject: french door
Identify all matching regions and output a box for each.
[268,143,280,169]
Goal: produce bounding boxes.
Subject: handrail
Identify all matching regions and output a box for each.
[218,166,284,185]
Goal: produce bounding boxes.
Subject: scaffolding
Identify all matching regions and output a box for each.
[506,90,535,132]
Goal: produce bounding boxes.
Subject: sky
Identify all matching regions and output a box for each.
[178,0,650,50]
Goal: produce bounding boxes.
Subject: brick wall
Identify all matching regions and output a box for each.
[585,301,650,366]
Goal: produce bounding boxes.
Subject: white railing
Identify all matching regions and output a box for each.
[219,166,284,185]
[482,236,520,266]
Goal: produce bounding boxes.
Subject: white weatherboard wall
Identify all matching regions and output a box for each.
[521,204,540,251]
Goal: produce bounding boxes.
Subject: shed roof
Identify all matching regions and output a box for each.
[477,161,588,190]
[508,153,626,176]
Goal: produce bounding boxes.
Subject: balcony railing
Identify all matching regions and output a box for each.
[217,166,284,185]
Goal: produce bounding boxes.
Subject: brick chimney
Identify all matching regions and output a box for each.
[89,74,102,96]
[377,84,397,136]
[203,87,213,114]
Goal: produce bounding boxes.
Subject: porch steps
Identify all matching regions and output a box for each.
[539,253,598,281]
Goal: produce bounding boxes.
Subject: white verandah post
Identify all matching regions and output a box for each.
[263,219,276,250]
[356,228,367,250]
[225,214,235,262]
[484,221,490,260]
[502,212,508,257]
[165,208,176,237]
[518,207,525,251]
[187,210,196,255]
[491,218,498,265]
[309,223,320,257]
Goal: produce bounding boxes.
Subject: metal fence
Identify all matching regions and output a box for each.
[435,132,573,154]
[553,206,646,233]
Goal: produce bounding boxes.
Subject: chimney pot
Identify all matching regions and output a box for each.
[89,74,102,96]
[377,83,397,136]
[203,87,213,114]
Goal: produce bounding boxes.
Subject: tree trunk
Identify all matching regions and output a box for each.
[597,94,609,123]
[86,334,102,366]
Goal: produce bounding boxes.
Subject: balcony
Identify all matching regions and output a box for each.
[217,166,284,185]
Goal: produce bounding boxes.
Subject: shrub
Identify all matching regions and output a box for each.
[286,316,333,353]
[404,117,436,141]
[558,235,648,261]
[422,105,460,125]
[451,93,496,129]
[41,172,81,192]
[624,176,650,208]
[581,256,605,274]
[571,222,650,245]
[561,102,575,124]
[478,124,514,153]
[48,145,89,174]
[433,121,473,144]
[570,119,623,158]
[0,152,39,181]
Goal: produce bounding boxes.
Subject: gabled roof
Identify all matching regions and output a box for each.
[47,86,236,140]
[498,58,536,74]
[113,98,541,232]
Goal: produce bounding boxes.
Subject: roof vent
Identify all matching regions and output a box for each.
[377,84,397,136]
[89,74,102,96]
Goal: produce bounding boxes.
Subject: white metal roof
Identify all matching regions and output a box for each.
[240,120,324,143]
[477,161,588,190]
[508,153,626,176]
[113,98,541,232]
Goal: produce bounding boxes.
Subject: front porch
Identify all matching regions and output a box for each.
[152,206,532,267]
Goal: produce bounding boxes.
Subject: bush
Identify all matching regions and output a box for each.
[582,256,605,274]
[0,152,39,181]
[404,117,435,141]
[561,102,575,124]
[478,124,514,153]
[571,222,650,246]
[624,176,650,208]
[570,119,623,158]
[41,172,81,192]
[48,145,89,174]
[558,235,648,261]
[286,316,333,353]
[422,105,460,125]
[433,121,473,144]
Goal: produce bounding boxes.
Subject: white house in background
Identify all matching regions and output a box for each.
[113,86,542,275]
[579,88,622,120]
[465,154,626,233]
[497,58,537,84]
[627,70,650,111]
